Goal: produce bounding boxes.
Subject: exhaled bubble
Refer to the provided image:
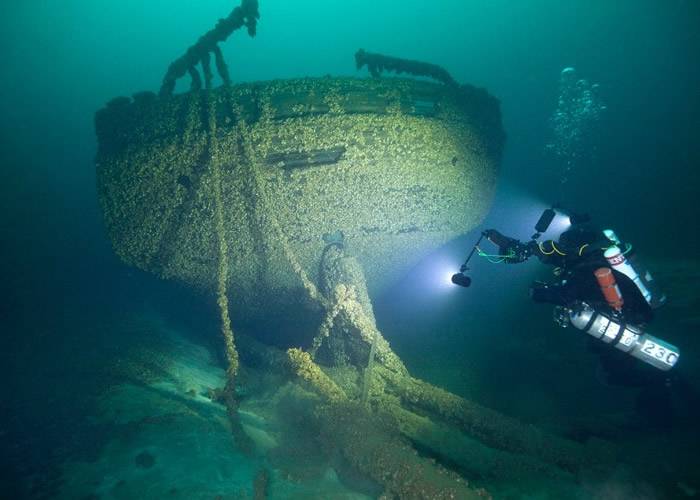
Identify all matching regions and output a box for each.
[546,67,606,185]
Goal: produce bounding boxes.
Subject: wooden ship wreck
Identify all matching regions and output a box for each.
[94,1,613,497]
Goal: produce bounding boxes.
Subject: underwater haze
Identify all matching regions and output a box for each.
[2,1,699,499]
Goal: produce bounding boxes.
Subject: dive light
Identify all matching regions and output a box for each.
[450,272,472,288]
[532,208,556,239]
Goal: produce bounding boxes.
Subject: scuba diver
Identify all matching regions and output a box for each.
[451,207,692,426]
[484,212,662,328]
[453,207,676,368]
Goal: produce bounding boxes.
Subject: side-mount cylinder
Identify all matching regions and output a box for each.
[569,302,679,371]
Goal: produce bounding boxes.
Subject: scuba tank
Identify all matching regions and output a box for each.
[603,230,666,309]
[569,302,679,371]
[604,245,652,303]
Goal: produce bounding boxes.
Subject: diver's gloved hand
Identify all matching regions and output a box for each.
[504,240,534,263]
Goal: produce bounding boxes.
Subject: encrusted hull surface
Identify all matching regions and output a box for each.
[96,77,504,325]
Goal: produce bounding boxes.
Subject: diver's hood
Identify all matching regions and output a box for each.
[558,224,601,248]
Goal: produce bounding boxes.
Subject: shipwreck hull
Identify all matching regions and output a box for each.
[96,77,504,328]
